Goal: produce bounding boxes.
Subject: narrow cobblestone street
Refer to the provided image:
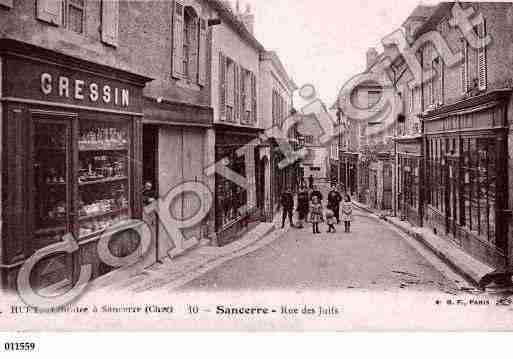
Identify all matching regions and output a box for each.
[180,207,462,293]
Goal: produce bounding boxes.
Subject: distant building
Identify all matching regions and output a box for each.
[341,2,513,276]
[259,50,297,218]
[300,114,330,181]
[209,0,265,246]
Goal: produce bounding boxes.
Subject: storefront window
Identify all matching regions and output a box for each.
[412,161,419,209]
[217,147,248,227]
[78,120,130,239]
[32,117,132,244]
[459,137,496,244]
[33,120,71,245]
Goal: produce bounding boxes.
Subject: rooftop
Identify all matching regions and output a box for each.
[208,0,266,52]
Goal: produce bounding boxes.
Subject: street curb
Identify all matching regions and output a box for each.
[351,201,489,288]
[95,219,283,293]
[131,221,282,292]
[385,219,480,288]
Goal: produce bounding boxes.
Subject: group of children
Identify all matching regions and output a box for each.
[309,193,353,235]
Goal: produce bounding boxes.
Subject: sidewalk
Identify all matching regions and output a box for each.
[91,213,286,293]
[352,200,495,288]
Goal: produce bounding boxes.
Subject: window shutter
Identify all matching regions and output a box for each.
[478,19,487,91]
[219,52,226,121]
[440,61,444,104]
[198,18,207,86]
[461,39,468,94]
[0,0,13,9]
[37,0,62,25]
[245,72,252,111]
[188,17,199,82]
[272,91,275,124]
[101,0,119,47]
[432,59,438,105]
[234,63,240,122]
[240,68,245,118]
[240,68,246,122]
[409,88,414,113]
[426,45,433,105]
[251,72,257,124]
[172,1,184,78]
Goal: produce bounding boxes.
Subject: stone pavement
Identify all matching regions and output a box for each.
[180,206,465,293]
[92,214,289,293]
[352,199,495,288]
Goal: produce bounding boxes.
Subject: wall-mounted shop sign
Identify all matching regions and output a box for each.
[40,73,130,107]
[3,52,146,113]
[396,141,421,155]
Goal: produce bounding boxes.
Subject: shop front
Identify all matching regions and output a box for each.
[358,160,370,204]
[214,125,262,247]
[142,98,213,260]
[330,159,338,186]
[0,39,151,290]
[422,90,512,268]
[396,136,423,226]
[340,152,358,197]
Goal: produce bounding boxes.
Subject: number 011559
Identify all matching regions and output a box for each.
[4,342,36,351]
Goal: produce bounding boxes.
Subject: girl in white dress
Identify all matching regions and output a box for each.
[341,194,353,233]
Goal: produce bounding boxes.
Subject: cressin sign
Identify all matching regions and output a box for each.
[40,73,130,107]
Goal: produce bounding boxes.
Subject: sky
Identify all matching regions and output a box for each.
[238,0,439,107]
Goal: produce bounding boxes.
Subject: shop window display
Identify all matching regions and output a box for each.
[427,135,498,246]
[78,121,131,239]
[32,117,132,246]
[216,147,248,228]
[33,121,70,245]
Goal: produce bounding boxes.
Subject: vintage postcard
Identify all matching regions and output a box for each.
[1,0,513,334]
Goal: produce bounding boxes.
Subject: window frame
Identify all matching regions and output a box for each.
[63,0,86,35]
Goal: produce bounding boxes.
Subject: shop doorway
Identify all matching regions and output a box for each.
[142,124,159,264]
[143,125,158,192]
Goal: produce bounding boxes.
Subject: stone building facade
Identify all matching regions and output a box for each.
[259,50,297,218]
[208,0,265,246]
[350,2,513,276]
[414,2,513,269]
[0,0,216,290]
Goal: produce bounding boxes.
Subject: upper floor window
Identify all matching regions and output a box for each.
[241,69,254,124]
[172,2,207,86]
[183,7,198,80]
[226,58,235,121]
[36,0,119,46]
[64,0,85,34]
[431,57,444,105]
[461,18,487,94]
[219,52,257,124]
[272,89,288,127]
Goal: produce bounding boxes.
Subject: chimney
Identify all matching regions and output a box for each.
[366,47,378,69]
[237,3,255,34]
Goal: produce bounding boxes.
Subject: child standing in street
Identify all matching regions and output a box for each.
[310,196,323,235]
[341,194,353,233]
[325,209,336,233]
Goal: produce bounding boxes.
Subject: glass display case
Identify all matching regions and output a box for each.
[78,120,131,240]
[215,147,247,228]
[33,119,72,247]
[31,116,134,245]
